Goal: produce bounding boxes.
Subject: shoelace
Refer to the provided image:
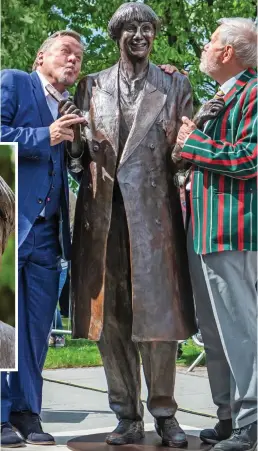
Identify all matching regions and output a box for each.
[232,424,252,437]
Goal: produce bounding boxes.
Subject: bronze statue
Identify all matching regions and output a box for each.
[62,3,197,447]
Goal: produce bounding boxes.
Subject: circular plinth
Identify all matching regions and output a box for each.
[67,431,213,451]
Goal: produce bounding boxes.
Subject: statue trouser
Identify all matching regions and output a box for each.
[97,200,178,421]
[187,221,257,429]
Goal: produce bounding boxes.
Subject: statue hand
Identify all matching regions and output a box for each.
[58,98,87,125]
[194,98,225,129]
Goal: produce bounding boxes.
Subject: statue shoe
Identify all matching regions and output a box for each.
[1,422,25,448]
[155,416,188,448]
[105,419,145,445]
[200,419,232,444]
[10,411,55,445]
[213,421,257,451]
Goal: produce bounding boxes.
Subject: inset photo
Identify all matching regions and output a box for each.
[0,143,16,371]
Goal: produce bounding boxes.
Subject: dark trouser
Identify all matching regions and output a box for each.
[97,200,178,421]
[1,218,61,422]
[187,222,257,428]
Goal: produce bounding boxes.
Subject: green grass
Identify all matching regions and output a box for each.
[177,339,206,367]
[44,318,205,369]
[45,336,102,369]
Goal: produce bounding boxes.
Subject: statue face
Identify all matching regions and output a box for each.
[119,21,155,60]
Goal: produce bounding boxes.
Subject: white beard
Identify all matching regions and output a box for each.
[199,55,220,76]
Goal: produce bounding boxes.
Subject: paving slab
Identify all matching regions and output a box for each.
[1,367,217,451]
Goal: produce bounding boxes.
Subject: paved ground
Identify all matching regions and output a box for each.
[5,366,218,450]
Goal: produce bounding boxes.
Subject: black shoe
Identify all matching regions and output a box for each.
[105,419,145,445]
[1,422,25,448]
[10,411,55,445]
[214,421,257,451]
[200,419,232,444]
[155,416,188,448]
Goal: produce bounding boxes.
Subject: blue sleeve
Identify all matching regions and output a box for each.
[1,70,51,158]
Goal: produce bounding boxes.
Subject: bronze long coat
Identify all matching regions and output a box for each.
[71,62,197,341]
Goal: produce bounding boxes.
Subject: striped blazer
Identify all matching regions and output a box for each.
[181,68,257,255]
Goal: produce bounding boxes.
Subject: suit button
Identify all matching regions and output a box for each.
[93,144,99,152]
[149,143,155,150]
[38,198,43,204]
[49,171,56,176]
[155,218,161,225]
[151,181,157,187]
[84,221,90,230]
[88,183,92,190]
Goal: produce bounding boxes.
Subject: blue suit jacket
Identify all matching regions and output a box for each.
[1,69,71,259]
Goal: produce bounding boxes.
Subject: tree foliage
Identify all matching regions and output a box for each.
[2,0,256,102]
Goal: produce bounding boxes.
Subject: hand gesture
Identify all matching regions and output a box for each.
[159,64,189,77]
[176,116,197,149]
[49,114,87,146]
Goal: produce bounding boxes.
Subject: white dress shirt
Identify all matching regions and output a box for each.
[36,70,69,120]
[36,71,69,216]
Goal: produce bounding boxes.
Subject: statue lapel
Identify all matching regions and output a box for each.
[91,63,120,157]
[118,63,167,168]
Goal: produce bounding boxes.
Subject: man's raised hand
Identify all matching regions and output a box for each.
[49,114,87,146]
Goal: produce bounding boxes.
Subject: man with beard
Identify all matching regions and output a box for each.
[1,31,85,447]
[0,174,15,370]
[176,18,257,451]
[62,2,196,448]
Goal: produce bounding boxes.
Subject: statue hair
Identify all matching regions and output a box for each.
[108,2,161,41]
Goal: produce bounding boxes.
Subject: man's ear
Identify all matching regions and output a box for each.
[37,51,44,66]
[222,45,234,64]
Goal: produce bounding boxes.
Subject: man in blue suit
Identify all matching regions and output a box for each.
[1,30,85,447]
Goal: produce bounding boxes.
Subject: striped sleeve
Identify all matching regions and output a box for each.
[180,84,257,179]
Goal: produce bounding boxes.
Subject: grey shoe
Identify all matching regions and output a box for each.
[155,416,188,448]
[214,421,257,451]
[106,419,145,445]
[200,419,232,444]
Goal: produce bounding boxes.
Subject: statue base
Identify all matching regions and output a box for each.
[67,430,212,450]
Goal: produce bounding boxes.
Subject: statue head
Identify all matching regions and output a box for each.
[108,3,160,61]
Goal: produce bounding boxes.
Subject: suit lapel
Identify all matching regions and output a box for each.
[223,68,257,108]
[91,64,120,156]
[204,68,257,134]
[30,71,54,127]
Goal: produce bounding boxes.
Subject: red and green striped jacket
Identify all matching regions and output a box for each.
[181,68,257,255]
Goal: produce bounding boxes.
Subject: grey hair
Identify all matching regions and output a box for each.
[108,2,161,41]
[217,18,257,68]
[32,30,84,70]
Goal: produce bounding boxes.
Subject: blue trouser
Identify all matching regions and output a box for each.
[1,218,61,422]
